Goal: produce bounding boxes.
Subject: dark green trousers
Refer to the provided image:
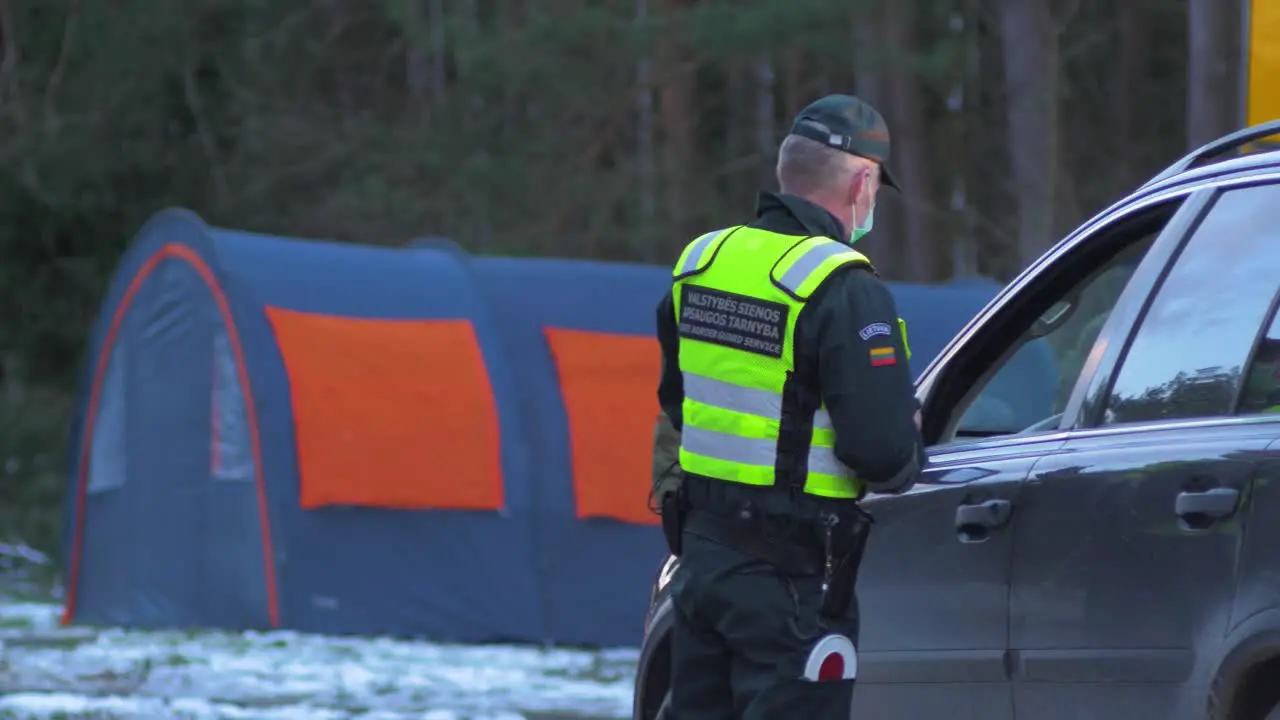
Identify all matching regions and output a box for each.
[667,530,859,719]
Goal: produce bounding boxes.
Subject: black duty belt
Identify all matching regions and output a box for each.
[685,511,821,576]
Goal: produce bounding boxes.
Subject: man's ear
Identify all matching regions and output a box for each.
[845,170,863,207]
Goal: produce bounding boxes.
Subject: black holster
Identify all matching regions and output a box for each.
[660,486,687,557]
[820,507,874,619]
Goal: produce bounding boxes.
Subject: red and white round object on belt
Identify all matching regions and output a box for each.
[801,633,857,682]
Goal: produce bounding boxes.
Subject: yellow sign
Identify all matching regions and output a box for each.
[1248,0,1280,125]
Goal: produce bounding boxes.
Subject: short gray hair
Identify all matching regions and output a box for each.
[775,122,857,195]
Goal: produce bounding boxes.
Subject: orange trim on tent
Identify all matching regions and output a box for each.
[265,308,504,512]
[544,327,662,526]
[64,243,280,628]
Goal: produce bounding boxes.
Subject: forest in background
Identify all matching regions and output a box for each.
[0,0,1248,557]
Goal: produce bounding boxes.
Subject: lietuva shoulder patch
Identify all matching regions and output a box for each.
[858,322,892,340]
[678,285,790,359]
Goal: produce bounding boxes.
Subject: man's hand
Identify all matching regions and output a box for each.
[914,409,922,430]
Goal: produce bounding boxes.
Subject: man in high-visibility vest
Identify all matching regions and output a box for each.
[654,95,924,719]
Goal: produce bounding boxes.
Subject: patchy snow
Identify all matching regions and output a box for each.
[0,544,57,600]
[0,603,638,720]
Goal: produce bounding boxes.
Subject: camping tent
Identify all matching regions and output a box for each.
[63,207,1005,647]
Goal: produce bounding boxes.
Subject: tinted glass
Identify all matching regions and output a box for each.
[1102,184,1280,426]
[1240,309,1280,415]
[955,225,1159,437]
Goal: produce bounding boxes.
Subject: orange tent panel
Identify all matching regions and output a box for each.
[544,327,662,526]
[266,307,503,511]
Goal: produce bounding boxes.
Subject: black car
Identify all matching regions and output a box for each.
[633,121,1280,720]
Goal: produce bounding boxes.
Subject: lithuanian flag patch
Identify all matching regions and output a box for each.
[869,346,897,367]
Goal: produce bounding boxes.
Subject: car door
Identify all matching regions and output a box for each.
[850,443,1040,720]
[1228,311,1280,657]
[851,192,1187,719]
[1007,181,1280,720]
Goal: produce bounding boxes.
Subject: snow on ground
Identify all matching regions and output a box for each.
[0,602,638,720]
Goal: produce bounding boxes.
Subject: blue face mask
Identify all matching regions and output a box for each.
[850,204,875,245]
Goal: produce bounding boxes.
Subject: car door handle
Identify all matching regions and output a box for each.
[955,499,1013,543]
[1175,487,1239,529]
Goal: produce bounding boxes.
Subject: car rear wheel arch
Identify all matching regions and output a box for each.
[1209,624,1280,720]
[1220,655,1280,720]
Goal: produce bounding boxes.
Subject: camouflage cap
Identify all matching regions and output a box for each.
[788,94,899,190]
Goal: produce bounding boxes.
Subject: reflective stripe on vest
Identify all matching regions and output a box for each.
[675,228,730,276]
[672,226,876,499]
[683,372,848,476]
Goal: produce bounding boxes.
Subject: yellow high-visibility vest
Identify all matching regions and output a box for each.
[671,225,908,499]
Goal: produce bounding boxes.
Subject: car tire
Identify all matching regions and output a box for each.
[654,692,671,720]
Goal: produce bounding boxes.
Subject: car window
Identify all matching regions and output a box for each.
[954,236,1156,437]
[928,204,1176,446]
[1101,184,1280,426]
[1238,306,1280,415]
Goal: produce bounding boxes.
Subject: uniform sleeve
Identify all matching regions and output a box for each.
[811,268,924,494]
[651,410,683,501]
[655,290,684,430]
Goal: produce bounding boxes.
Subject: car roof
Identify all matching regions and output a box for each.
[1146,149,1280,191]
[1139,120,1280,192]
[1060,122,1280,251]
[915,122,1280,389]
